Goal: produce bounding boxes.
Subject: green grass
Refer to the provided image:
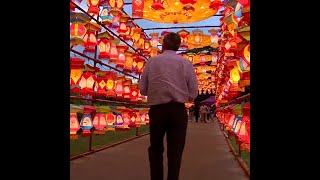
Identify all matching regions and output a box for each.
[70,125,150,157]
[228,134,250,169]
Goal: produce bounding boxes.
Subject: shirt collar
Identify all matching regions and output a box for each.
[162,50,177,55]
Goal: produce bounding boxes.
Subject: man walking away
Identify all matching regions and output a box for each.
[139,32,198,180]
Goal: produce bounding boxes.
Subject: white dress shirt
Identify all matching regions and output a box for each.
[139,50,198,105]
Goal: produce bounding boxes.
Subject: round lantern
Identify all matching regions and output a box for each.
[70,13,90,46]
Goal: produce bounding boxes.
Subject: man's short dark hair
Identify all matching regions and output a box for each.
[163,32,181,51]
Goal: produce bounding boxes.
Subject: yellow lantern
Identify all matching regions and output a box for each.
[124,50,134,72]
[230,66,240,83]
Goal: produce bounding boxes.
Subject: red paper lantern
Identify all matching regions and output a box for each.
[151,0,165,11]
[106,113,116,131]
[199,54,206,66]
[128,111,137,127]
[87,0,101,15]
[104,71,117,98]
[70,113,80,140]
[70,16,88,46]
[115,76,125,98]
[109,42,119,64]
[70,57,85,93]
[95,72,108,96]
[83,32,97,54]
[117,15,130,36]
[98,38,111,59]
[116,44,128,69]
[123,79,132,100]
[108,0,124,9]
[79,66,97,96]
[130,85,139,102]
[177,30,189,49]
[93,113,107,134]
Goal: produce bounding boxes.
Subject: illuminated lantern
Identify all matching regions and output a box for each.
[93,111,107,134]
[100,6,113,25]
[116,44,128,69]
[108,0,124,9]
[199,53,206,66]
[138,37,145,50]
[128,111,137,127]
[177,30,189,49]
[151,0,165,10]
[137,91,142,103]
[186,52,194,63]
[137,57,145,74]
[121,109,131,129]
[95,71,108,96]
[105,71,117,98]
[83,22,101,54]
[122,78,132,100]
[108,0,124,28]
[79,65,97,96]
[80,105,96,136]
[124,50,134,72]
[192,29,203,45]
[124,20,135,41]
[97,31,113,59]
[135,112,142,127]
[145,113,150,125]
[149,32,159,48]
[209,0,223,10]
[109,39,120,64]
[117,14,130,36]
[208,29,219,48]
[131,28,142,43]
[70,12,90,46]
[150,47,159,57]
[87,0,100,15]
[211,52,218,65]
[130,84,139,102]
[70,104,83,140]
[70,57,85,93]
[224,13,238,36]
[143,39,151,53]
[230,66,240,83]
[132,54,139,73]
[114,113,125,130]
[115,76,125,98]
[105,112,116,131]
[140,113,146,125]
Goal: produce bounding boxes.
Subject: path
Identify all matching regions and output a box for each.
[70,120,249,180]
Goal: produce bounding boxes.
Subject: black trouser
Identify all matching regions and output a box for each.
[148,101,188,180]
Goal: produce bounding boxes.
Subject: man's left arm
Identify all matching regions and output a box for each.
[138,59,151,96]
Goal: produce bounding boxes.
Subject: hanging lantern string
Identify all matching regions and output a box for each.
[71,48,139,79]
[70,1,148,61]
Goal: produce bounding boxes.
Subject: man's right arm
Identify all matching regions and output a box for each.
[186,61,198,101]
